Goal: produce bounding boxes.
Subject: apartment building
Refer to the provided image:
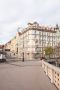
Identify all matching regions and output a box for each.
[54,42,60,58]
[4,22,60,60]
[4,36,18,58]
[17,22,60,61]
[0,45,4,52]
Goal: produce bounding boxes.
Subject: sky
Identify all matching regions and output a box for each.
[0,0,60,44]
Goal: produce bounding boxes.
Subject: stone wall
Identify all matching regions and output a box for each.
[42,60,60,90]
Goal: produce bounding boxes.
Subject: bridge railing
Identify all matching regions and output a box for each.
[42,60,60,90]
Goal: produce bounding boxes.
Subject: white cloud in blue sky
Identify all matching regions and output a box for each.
[0,0,60,44]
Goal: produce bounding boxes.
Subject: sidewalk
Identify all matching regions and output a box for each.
[0,61,58,90]
[7,60,42,67]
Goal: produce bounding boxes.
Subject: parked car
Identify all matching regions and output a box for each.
[0,52,6,62]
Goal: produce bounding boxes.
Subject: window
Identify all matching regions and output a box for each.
[43,32,46,35]
[39,31,42,35]
[29,30,32,34]
[29,30,37,35]
[29,35,35,39]
[36,31,39,34]
[5,49,10,51]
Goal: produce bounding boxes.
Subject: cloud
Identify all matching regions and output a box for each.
[0,0,60,44]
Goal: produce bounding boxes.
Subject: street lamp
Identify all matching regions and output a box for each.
[17,26,24,62]
[22,34,24,62]
[22,52,24,62]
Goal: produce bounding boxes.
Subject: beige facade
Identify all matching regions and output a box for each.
[17,22,60,61]
[4,41,11,57]
[4,22,60,60]
[54,42,60,58]
[4,36,18,58]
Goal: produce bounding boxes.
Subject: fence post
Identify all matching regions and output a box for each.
[46,66,48,75]
[51,69,54,83]
[42,60,44,68]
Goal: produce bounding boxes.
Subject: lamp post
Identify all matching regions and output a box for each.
[22,34,24,62]
[22,52,24,62]
[17,26,24,62]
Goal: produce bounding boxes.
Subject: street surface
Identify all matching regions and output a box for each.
[0,61,58,90]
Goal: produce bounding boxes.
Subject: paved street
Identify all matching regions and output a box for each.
[0,61,58,90]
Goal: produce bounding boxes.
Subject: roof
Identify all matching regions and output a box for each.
[21,22,57,35]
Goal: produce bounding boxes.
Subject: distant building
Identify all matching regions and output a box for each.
[4,36,18,58]
[54,42,60,58]
[4,22,60,61]
[0,45,4,52]
[17,22,60,60]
